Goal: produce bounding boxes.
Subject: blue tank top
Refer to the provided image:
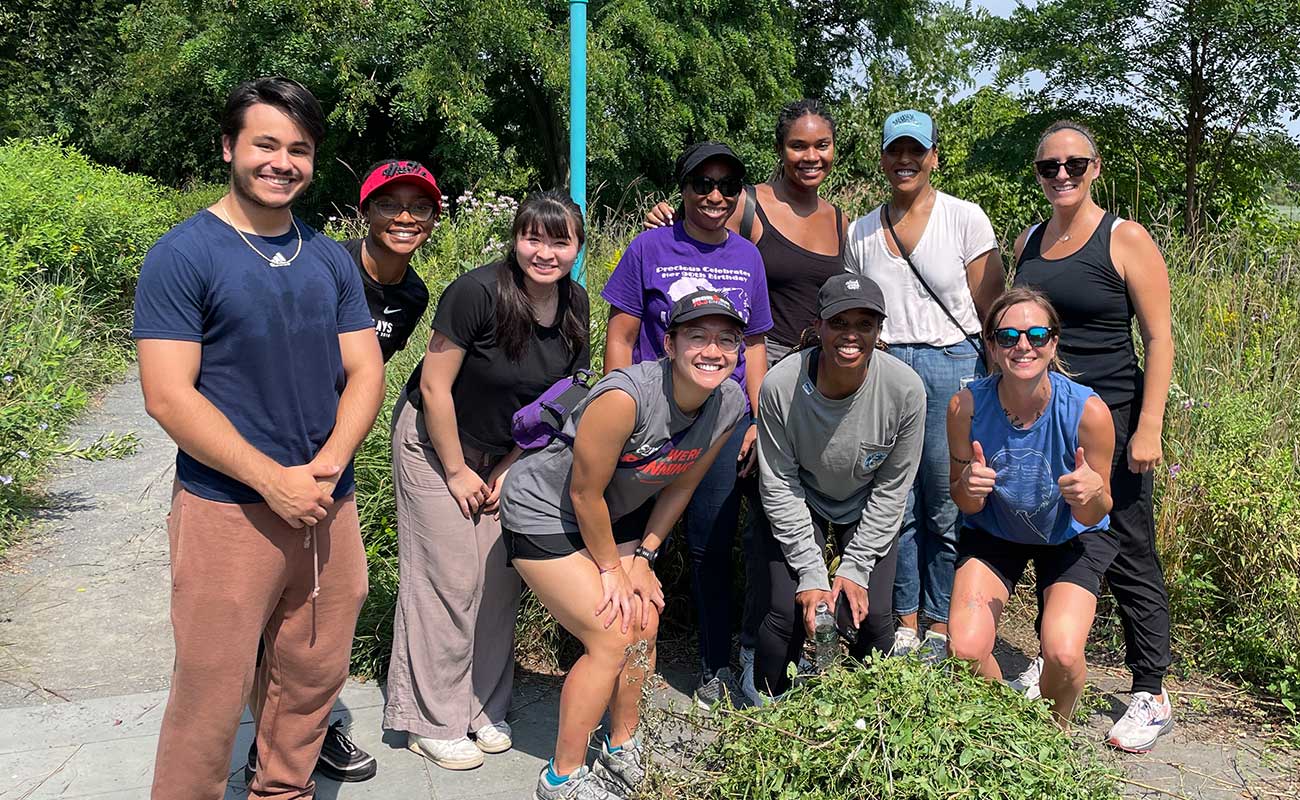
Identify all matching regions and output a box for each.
[966,371,1109,545]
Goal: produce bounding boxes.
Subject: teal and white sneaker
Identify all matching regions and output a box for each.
[592,735,644,795]
[1106,691,1174,753]
[533,764,623,800]
[1008,655,1044,701]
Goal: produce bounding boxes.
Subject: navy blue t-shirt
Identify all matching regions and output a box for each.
[132,210,375,503]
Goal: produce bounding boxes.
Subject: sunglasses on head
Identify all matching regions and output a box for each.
[993,325,1058,348]
[1033,157,1095,180]
[684,175,743,198]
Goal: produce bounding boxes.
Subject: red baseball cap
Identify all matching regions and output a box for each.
[359,160,442,213]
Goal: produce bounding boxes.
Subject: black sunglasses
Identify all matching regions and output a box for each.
[1033,157,1095,180]
[684,175,743,198]
[993,325,1058,348]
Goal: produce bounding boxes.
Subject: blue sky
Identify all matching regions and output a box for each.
[968,0,1300,140]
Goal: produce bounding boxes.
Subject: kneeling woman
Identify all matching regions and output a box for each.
[500,291,747,800]
[946,288,1116,727]
[754,274,925,699]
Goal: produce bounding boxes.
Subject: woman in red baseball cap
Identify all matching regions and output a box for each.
[348,159,443,362]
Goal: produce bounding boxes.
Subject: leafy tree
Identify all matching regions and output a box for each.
[984,0,1300,235]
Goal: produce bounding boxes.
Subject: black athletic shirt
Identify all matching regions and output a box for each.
[403,261,590,455]
[343,237,429,362]
[1013,213,1140,407]
[751,195,846,348]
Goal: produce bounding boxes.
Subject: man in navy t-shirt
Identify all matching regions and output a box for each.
[133,77,384,799]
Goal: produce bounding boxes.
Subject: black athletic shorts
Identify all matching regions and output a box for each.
[956,525,1119,597]
[505,525,642,563]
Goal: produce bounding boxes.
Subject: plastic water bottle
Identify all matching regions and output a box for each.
[814,601,837,671]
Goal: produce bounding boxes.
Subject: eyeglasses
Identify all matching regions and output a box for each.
[684,175,743,198]
[370,197,438,222]
[1033,157,1095,180]
[679,327,742,353]
[993,326,1058,348]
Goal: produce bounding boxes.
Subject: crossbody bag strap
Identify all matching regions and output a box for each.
[883,204,980,345]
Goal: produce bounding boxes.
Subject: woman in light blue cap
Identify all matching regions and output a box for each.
[842,109,1004,661]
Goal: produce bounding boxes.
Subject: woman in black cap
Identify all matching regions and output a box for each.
[602,141,772,706]
[753,273,925,700]
[501,291,747,800]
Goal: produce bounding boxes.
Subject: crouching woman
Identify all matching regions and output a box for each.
[754,274,925,700]
[946,288,1116,726]
[500,291,747,800]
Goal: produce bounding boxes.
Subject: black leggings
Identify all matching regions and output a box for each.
[754,506,899,696]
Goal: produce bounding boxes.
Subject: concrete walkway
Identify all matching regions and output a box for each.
[0,369,572,798]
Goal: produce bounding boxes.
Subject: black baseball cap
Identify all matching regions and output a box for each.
[817,274,888,319]
[668,290,746,328]
[674,141,746,185]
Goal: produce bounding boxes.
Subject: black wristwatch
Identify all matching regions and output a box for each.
[633,545,659,567]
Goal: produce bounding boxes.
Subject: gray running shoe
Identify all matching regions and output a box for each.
[919,630,949,665]
[889,627,922,657]
[693,667,740,709]
[593,736,645,795]
[533,765,623,800]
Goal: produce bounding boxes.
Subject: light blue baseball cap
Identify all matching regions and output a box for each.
[881,110,937,151]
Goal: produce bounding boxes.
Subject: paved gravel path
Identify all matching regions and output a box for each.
[0,368,1292,799]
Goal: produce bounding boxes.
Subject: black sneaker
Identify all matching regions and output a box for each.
[243,721,378,784]
[316,721,377,782]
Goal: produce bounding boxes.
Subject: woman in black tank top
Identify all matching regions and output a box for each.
[1011,119,1176,753]
[645,99,846,361]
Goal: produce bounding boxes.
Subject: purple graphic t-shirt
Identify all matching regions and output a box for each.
[601,222,772,405]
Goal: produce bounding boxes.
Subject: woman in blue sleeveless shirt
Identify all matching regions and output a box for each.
[946,288,1117,727]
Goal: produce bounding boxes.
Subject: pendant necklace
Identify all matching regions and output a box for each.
[216,201,303,267]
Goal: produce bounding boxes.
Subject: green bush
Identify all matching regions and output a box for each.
[0,139,182,548]
[644,657,1119,799]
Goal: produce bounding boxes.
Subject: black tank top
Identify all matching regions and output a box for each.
[1013,212,1140,407]
[752,199,845,348]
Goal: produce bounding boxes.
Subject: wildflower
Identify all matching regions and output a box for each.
[17,450,29,459]
[2,374,12,384]
[328,215,338,222]
[38,423,48,431]
[0,475,12,485]
[53,402,62,410]
[853,718,867,731]
[1181,399,1194,410]
[1169,463,1182,479]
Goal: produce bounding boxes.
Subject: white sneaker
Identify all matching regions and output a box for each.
[407,733,484,770]
[1106,691,1174,753]
[889,627,922,657]
[472,721,513,754]
[1008,656,1044,701]
[919,630,948,665]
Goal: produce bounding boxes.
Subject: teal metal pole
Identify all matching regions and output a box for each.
[569,0,588,285]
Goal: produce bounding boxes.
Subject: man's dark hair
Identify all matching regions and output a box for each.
[220,77,326,147]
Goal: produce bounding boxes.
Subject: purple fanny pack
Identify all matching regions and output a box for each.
[511,370,599,450]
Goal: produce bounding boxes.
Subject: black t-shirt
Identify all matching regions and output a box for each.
[404,261,590,455]
[343,238,430,362]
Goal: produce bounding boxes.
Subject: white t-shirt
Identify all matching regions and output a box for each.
[844,191,998,347]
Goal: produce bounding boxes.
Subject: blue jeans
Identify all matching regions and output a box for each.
[889,340,984,624]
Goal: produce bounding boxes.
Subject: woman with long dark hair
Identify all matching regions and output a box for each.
[383,190,589,771]
[1010,120,1175,752]
[843,109,1004,663]
[947,288,1117,729]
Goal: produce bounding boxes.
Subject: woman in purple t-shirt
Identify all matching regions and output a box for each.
[601,141,773,705]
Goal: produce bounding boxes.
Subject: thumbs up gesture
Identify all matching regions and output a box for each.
[1057,447,1103,509]
[960,440,998,500]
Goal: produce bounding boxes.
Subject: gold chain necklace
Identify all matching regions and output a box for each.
[216,201,302,267]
